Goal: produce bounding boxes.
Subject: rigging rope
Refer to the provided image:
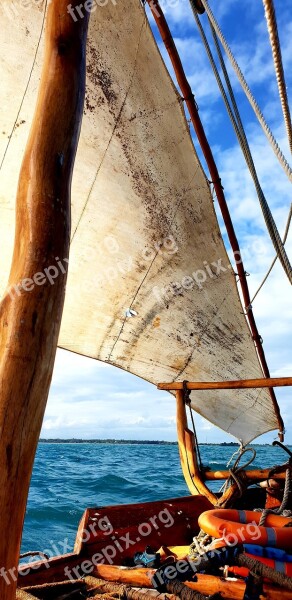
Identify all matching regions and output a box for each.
[262,0,292,155]
[189,405,203,473]
[199,0,292,183]
[219,446,256,498]
[0,0,48,173]
[237,553,292,590]
[147,0,284,439]
[208,19,292,286]
[189,2,292,284]
[250,203,292,305]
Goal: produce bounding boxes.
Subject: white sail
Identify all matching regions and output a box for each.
[0,0,281,443]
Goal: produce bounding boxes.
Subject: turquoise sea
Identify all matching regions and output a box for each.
[21,443,291,557]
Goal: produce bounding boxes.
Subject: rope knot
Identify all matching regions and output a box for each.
[183,380,191,404]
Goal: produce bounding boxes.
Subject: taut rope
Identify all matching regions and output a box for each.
[190,0,292,285]
[262,0,292,154]
[199,0,292,182]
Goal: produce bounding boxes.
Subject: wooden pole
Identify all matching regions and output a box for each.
[84,577,201,600]
[0,3,89,599]
[176,391,217,504]
[204,468,286,481]
[158,376,292,391]
[90,566,292,600]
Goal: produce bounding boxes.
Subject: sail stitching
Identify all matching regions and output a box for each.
[71,17,147,243]
[0,1,48,173]
[107,165,201,361]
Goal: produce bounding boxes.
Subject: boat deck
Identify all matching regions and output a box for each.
[17,574,292,600]
[16,493,291,600]
[18,581,175,600]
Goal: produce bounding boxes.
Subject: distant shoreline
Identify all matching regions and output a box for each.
[39,439,177,445]
[38,439,277,446]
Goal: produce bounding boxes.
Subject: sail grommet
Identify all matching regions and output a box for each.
[190,0,205,14]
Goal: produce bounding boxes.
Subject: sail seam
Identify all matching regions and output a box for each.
[107,165,201,361]
[0,1,48,173]
[71,17,147,243]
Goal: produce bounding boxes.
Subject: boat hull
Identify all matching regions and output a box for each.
[17,494,292,599]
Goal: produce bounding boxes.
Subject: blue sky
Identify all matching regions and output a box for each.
[42,0,291,444]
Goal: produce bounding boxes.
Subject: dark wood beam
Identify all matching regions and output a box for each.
[0,3,89,598]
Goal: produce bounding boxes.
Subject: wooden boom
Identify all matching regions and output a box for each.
[204,469,286,481]
[158,377,292,390]
[0,3,89,599]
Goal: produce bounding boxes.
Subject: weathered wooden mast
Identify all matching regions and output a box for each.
[0,2,89,598]
[176,390,217,505]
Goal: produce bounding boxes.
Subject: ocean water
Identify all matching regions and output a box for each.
[21,443,291,557]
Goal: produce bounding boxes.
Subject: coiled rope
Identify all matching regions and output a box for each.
[189,447,257,558]
[237,553,292,590]
[199,0,292,183]
[263,0,292,154]
[19,551,49,560]
[219,446,256,499]
[16,592,37,600]
[187,546,292,590]
[259,466,292,525]
[257,441,292,525]
[190,2,292,285]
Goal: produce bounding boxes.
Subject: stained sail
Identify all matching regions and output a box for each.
[0,0,282,443]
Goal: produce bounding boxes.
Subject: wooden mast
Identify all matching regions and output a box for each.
[176,390,217,504]
[176,391,244,507]
[0,2,89,598]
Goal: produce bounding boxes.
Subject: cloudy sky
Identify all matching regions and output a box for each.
[41,0,291,444]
